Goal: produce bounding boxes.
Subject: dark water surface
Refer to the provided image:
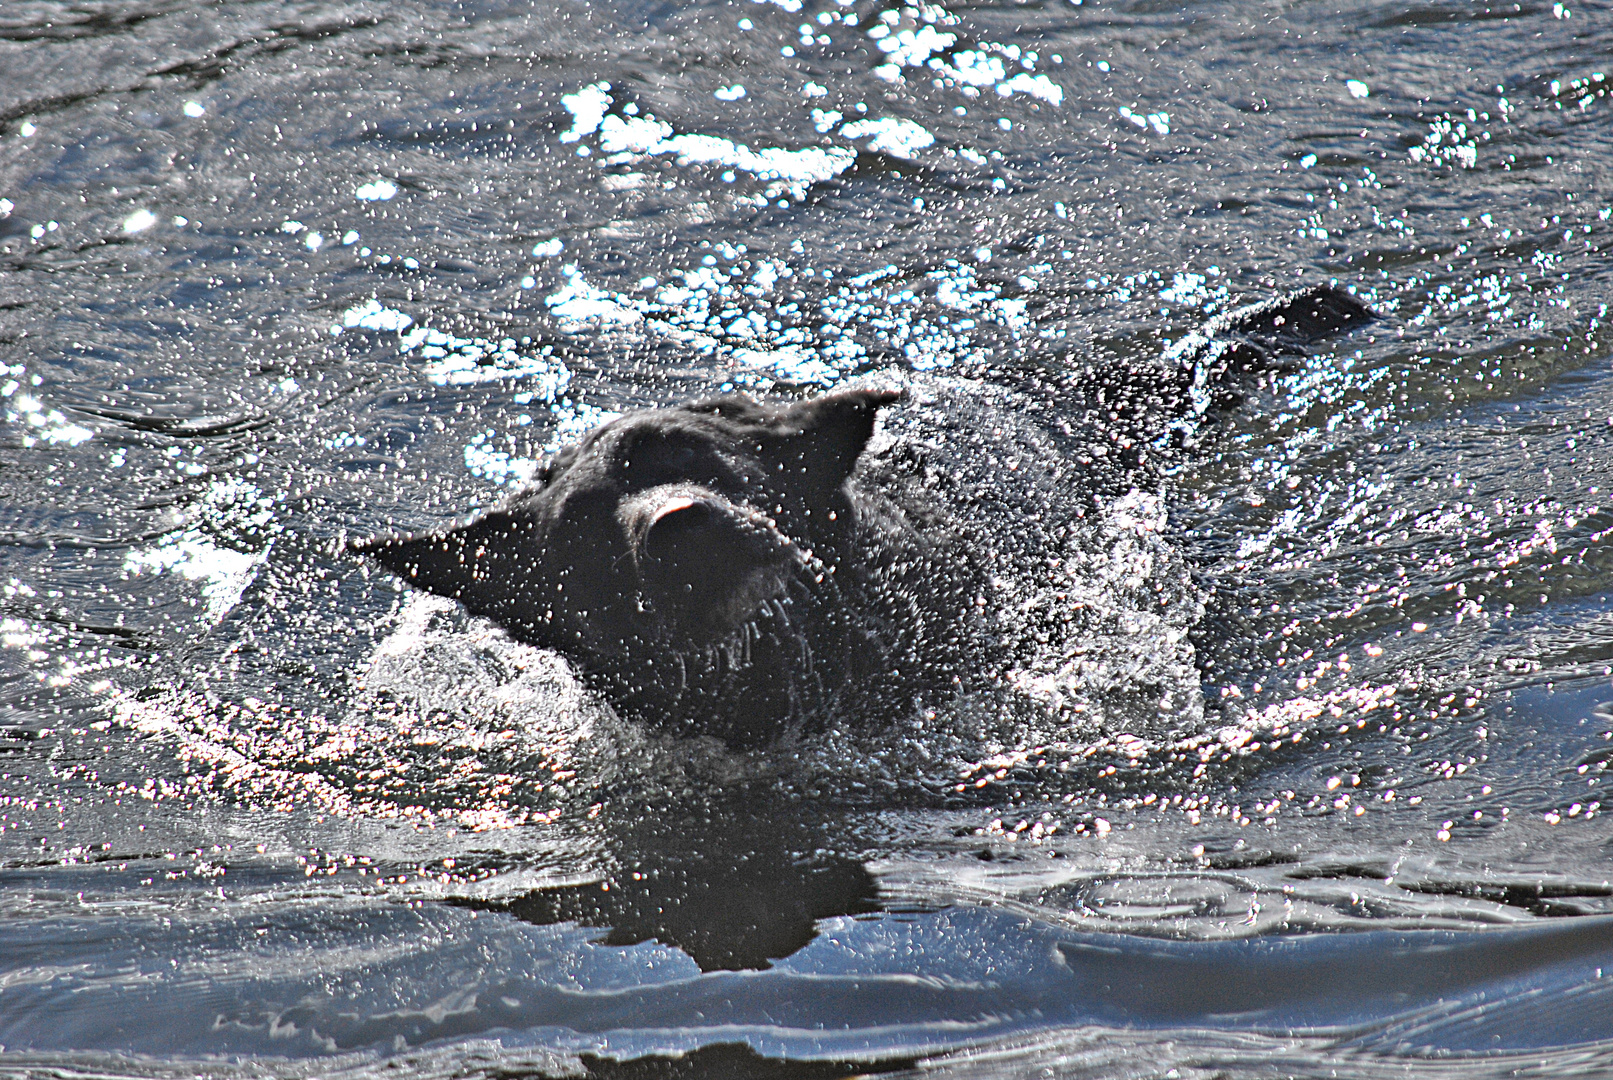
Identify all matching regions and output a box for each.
[3,0,1613,1075]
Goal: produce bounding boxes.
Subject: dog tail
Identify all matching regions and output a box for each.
[1172,284,1375,377]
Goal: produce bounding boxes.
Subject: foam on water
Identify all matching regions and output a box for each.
[275,371,1210,818]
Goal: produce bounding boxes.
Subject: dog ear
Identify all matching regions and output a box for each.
[350,511,521,601]
[351,528,478,600]
[759,387,901,500]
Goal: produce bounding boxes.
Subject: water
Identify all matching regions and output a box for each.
[2,0,1612,1075]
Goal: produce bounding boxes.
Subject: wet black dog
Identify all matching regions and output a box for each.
[355,286,1371,747]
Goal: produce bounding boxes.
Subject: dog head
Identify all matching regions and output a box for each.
[353,387,901,662]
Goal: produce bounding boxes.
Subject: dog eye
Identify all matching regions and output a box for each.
[638,438,696,473]
[627,439,699,478]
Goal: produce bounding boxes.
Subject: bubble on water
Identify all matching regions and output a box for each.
[395,323,570,394]
[516,245,1027,388]
[1159,272,1228,311]
[645,128,851,189]
[543,402,620,452]
[122,209,156,234]
[715,85,747,101]
[933,262,995,310]
[802,82,828,97]
[942,50,1013,95]
[0,612,46,657]
[840,116,935,158]
[466,387,607,483]
[354,179,398,201]
[531,238,564,257]
[1346,79,1370,99]
[19,121,36,137]
[323,431,368,451]
[995,298,1029,329]
[280,220,305,234]
[601,114,671,154]
[731,344,843,383]
[182,101,205,117]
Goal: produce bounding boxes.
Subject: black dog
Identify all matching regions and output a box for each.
[355,286,1371,747]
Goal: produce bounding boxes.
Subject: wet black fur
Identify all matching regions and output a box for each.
[354,388,975,747]
[354,286,1372,747]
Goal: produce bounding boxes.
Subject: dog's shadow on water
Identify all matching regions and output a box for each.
[459,802,882,972]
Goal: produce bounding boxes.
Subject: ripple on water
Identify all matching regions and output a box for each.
[1,0,1612,1072]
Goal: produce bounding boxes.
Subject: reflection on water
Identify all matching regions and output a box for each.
[463,803,880,972]
[2,0,1613,1073]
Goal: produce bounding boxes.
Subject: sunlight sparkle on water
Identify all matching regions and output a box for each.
[561,81,855,197]
[122,209,156,234]
[121,480,276,623]
[3,369,95,447]
[840,116,935,157]
[355,179,398,201]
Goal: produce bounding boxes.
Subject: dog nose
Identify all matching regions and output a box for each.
[643,496,720,562]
